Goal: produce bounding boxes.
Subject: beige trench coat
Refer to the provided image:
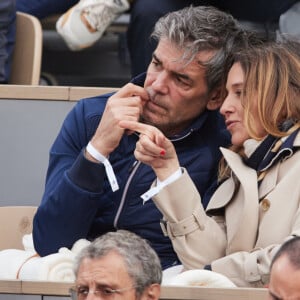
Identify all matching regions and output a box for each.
[153,132,300,287]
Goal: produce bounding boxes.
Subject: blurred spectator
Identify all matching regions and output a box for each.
[268,237,300,300]
[0,0,16,83]
[56,0,130,51]
[16,0,299,77]
[278,1,300,40]
[15,0,206,77]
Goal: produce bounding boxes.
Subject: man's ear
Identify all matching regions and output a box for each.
[140,283,161,300]
[206,88,224,111]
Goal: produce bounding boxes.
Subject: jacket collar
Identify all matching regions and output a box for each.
[258,130,300,199]
[207,130,300,210]
[259,127,300,172]
[243,124,300,173]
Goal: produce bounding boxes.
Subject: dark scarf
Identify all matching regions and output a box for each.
[244,121,300,173]
[203,121,300,208]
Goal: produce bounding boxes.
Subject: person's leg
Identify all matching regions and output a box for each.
[56,0,130,51]
[127,0,204,77]
[0,0,16,83]
[16,0,78,19]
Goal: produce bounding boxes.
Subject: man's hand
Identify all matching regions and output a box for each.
[119,120,180,181]
[87,83,149,160]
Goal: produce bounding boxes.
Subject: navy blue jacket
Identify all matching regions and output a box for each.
[33,74,230,269]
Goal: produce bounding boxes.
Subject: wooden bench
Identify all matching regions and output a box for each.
[0,84,118,101]
[0,280,268,300]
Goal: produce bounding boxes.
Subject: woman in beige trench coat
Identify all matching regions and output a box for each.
[120,40,300,287]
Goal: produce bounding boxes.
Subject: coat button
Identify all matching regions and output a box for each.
[261,199,271,211]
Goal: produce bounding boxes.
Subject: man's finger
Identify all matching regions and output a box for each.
[119,120,152,136]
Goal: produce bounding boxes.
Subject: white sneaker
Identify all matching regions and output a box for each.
[56,0,130,51]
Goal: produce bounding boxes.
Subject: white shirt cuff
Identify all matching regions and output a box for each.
[141,168,183,203]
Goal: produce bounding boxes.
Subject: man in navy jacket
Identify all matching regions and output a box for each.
[33,6,246,269]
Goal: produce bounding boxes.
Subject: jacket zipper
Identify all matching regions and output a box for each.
[113,128,194,228]
[113,160,141,228]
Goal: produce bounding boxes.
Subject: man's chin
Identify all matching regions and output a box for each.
[141,116,160,127]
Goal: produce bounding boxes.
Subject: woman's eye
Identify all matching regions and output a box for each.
[235,90,242,97]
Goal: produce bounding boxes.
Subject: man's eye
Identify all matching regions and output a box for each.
[78,288,89,295]
[151,59,161,68]
[102,288,114,295]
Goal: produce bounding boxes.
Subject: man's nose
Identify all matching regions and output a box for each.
[151,70,168,93]
[86,291,98,300]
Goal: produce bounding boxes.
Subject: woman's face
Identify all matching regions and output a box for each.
[220,62,266,146]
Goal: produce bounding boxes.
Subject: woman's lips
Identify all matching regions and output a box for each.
[226,120,238,130]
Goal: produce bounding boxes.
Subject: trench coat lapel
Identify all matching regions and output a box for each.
[208,148,259,252]
[258,163,279,199]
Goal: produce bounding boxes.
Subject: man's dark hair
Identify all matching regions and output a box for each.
[270,236,300,271]
[151,5,262,96]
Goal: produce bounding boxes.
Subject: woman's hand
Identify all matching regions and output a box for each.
[119,120,180,181]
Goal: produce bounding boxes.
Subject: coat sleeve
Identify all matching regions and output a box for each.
[152,169,227,270]
[153,156,300,287]
[33,100,106,256]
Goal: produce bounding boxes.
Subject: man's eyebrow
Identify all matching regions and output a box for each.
[152,53,161,63]
[76,284,88,288]
[174,71,191,81]
[170,70,192,83]
[152,53,192,82]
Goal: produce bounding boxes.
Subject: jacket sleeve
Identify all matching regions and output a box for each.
[33,100,107,256]
[152,169,227,270]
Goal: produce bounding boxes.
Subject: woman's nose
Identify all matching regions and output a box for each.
[220,94,232,116]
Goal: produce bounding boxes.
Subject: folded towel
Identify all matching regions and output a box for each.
[18,248,75,281]
[166,269,236,288]
[0,249,36,279]
[22,234,35,252]
[0,234,90,281]
[162,264,183,285]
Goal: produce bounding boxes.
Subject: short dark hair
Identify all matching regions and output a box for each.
[270,236,300,271]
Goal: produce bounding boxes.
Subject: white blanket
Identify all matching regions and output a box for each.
[162,265,236,288]
[0,234,90,281]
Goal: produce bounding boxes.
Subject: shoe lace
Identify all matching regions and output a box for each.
[81,0,129,31]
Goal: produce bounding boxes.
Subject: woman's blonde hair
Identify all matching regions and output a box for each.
[237,40,300,139]
[218,40,300,181]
